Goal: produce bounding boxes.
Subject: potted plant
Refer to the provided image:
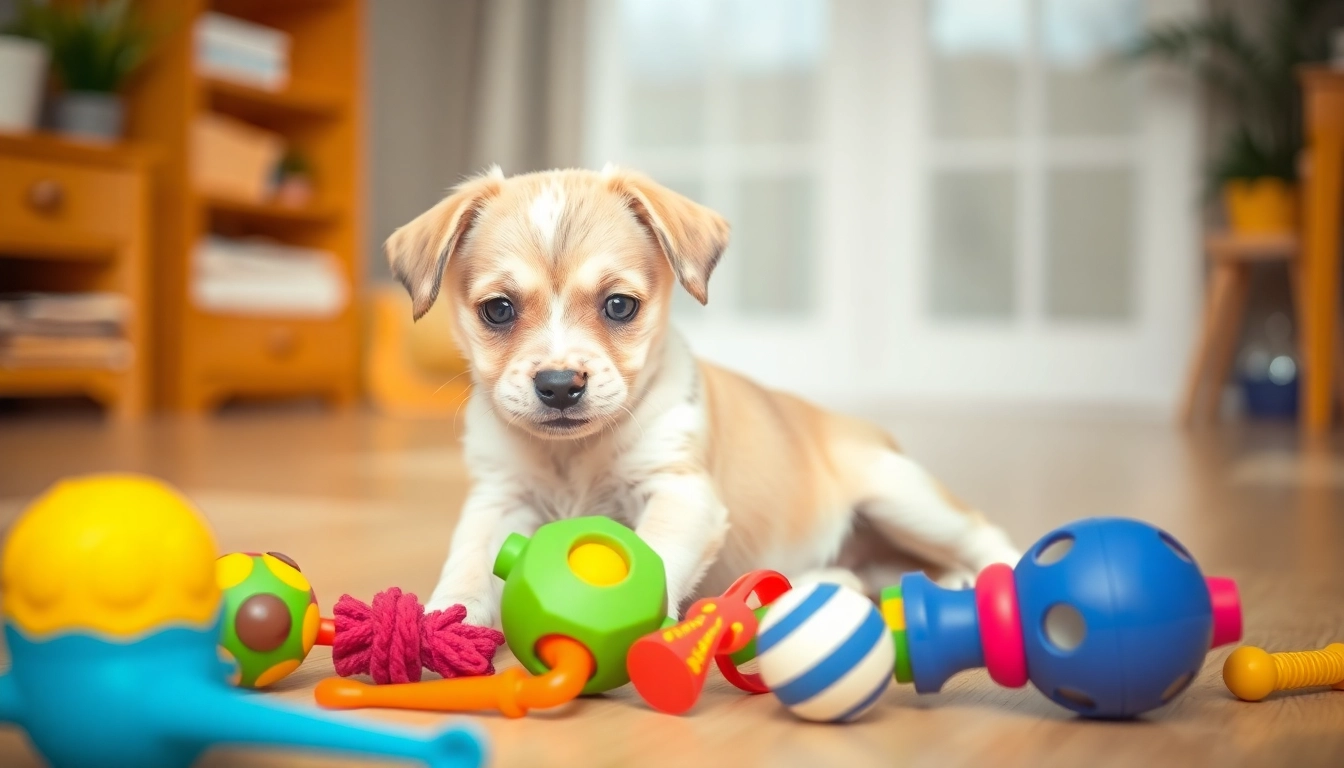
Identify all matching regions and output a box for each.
[0,6,51,132]
[17,0,152,141]
[273,149,315,208]
[1128,1,1341,235]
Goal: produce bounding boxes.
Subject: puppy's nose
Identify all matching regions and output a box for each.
[534,369,587,410]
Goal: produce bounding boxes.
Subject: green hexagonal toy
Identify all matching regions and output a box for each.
[493,517,667,695]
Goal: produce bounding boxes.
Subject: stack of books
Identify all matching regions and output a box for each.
[195,12,291,91]
[193,236,348,318]
[0,293,132,369]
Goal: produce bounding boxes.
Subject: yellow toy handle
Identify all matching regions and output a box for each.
[315,636,594,718]
[1224,643,1344,702]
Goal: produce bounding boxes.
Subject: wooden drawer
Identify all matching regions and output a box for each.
[196,314,355,380]
[0,155,135,251]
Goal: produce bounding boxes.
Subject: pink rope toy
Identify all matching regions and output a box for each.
[323,588,505,685]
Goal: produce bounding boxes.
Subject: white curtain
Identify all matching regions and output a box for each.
[470,0,588,172]
[366,0,588,282]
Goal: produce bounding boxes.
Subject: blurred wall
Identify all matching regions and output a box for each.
[365,0,482,283]
[364,0,586,283]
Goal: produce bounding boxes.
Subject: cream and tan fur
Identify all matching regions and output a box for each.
[388,165,1019,626]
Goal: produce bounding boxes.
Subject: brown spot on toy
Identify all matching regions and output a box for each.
[236,594,292,652]
[266,551,301,572]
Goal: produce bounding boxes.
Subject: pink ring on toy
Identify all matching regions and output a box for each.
[975,563,1028,688]
[1205,576,1242,649]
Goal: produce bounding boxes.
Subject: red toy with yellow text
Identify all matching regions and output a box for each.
[627,570,792,714]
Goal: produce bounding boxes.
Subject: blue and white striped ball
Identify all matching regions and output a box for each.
[757,581,894,722]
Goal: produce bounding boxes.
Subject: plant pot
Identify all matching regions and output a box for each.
[54,92,124,142]
[1222,178,1297,235]
[274,176,314,208]
[0,36,49,133]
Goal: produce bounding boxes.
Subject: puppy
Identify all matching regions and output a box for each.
[387,165,1020,626]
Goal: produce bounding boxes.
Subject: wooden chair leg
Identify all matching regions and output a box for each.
[1178,276,1219,426]
[1180,263,1239,426]
[1288,258,1305,355]
[1289,258,1342,423]
[1336,314,1344,420]
[1200,263,1252,423]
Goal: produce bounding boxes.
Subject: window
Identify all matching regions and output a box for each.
[592,0,829,320]
[926,0,1143,324]
[586,0,1197,407]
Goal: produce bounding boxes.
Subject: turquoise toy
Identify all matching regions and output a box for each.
[0,474,487,768]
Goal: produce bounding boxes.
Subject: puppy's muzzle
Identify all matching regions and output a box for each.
[534,369,587,410]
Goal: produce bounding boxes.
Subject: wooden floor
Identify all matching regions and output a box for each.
[1,404,1342,767]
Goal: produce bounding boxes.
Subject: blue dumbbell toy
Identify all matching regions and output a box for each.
[0,474,487,768]
[880,517,1243,718]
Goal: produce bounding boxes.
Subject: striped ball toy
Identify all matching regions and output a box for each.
[757,581,894,722]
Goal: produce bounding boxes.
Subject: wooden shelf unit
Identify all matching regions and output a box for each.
[202,75,344,124]
[202,193,341,225]
[128,0,363,413]
[0,132,153,419]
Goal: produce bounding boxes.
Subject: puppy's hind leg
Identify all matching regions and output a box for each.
[851,449,1020,585]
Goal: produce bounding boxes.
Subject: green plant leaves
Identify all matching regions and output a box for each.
[10,0,152,93]
[1125,2,1341,189]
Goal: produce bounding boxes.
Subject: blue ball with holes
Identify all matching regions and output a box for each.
[1015,518,1216,718]
[757,581,895,722]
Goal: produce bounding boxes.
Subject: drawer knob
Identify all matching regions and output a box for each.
[266,327,298,359]
[27,179,65,214]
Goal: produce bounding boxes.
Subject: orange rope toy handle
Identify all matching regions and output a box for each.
[314,635,594,719]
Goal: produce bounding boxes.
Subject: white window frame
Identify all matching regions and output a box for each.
[872,0,1202,407]
[583,0,1202,410]
[584,0,867,402]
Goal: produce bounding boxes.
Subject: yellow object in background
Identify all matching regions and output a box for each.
[364,285,472,417]
[1223,178,1298,235]
[1,474,220,638]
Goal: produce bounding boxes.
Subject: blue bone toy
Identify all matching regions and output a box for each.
[0,474,487,768]
[882,517,1243,718]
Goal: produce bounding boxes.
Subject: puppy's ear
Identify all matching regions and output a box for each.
[607,168,729,305]
[386,166,505,319]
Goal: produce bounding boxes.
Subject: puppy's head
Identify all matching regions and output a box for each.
[387,166,728,439]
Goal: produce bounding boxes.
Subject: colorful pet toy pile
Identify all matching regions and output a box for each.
[4,473,1329,768]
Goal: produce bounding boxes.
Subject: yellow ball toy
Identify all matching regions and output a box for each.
[1,474,219,639]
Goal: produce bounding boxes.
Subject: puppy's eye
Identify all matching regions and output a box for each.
[480,298,516,326]
[604,294,638,323]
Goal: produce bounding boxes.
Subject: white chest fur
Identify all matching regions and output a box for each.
[461,331,706,530]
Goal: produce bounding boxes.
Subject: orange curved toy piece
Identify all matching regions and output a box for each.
[314,636,594,719]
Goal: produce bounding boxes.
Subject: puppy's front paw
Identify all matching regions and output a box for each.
[427,592,499,629]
